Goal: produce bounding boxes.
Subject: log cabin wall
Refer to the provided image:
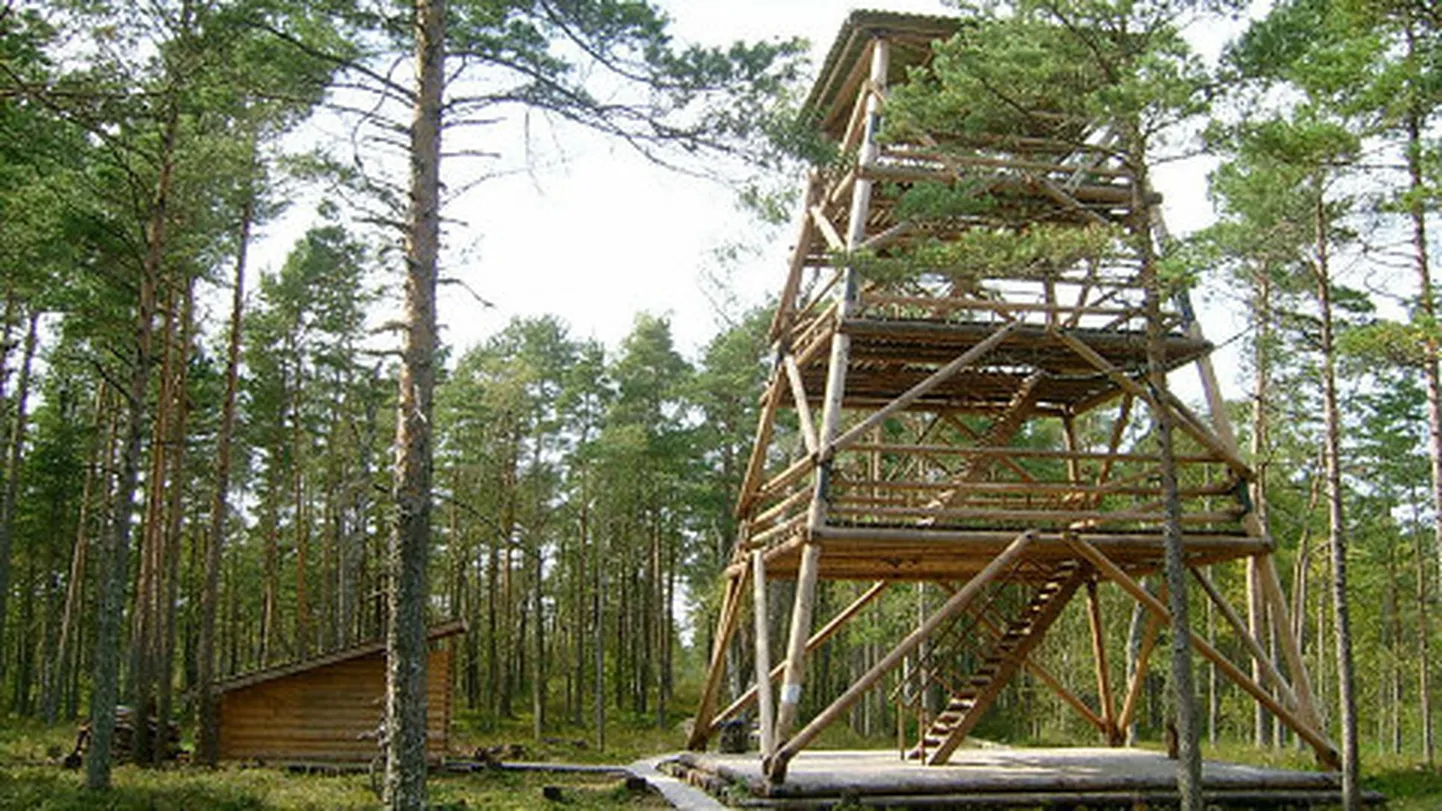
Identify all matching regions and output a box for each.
[217,636,454,763]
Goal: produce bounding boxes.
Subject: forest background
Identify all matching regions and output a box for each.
[1,0,1442,805]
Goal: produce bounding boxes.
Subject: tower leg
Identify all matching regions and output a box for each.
[751,551,776,760]
[775,542,821,742]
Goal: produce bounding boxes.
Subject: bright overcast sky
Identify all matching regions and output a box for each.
[438,0,957,356]
[251,2,1247,377]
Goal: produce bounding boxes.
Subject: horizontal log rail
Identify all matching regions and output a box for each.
[843,443,1229,465]
[861,164,1144,205]
[754,456,817,508]
[830,478,1237,498]
[827,503,1244,526]
[751,487,814,529]
[859,294,1142,320]
[880,145,1133,179]
[743,514,807,550]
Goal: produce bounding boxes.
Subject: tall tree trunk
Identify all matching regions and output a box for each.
[260,495,279,666]
[0,309,39,694]
[152,278,194,766]
[197,173,250,763]
[1417,502,1435,766]
[531,540,545,739]
[1400,23,1442,652]
[1315,179,1358,810]
[593,521,605,751]
[1249,270,1275,748]
[131,283,181,766]
[385,0,443,805]
[86,95,173,791]
[1136,159,1202,807]
[46,384,109,723]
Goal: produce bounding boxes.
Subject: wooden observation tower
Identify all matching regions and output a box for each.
[687,10,1339,783]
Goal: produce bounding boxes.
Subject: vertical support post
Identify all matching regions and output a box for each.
[1085,578,1119,743]
[751,551,776,760]
[775,543,821,741]
[776,36,892,759]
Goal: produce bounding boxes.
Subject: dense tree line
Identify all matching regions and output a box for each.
[0,0,1439,808]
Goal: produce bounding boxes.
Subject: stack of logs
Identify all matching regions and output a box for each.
[63,706,182,768]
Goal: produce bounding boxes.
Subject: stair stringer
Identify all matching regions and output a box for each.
[923,560,1089,765]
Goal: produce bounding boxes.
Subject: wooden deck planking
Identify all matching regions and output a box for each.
[670,747,1381,805]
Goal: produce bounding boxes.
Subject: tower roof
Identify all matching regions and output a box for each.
[805,10,963,137]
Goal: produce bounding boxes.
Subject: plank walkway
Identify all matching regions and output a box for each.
[666,747,1384,807]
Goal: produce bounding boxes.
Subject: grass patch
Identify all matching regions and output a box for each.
[0,764,665,810]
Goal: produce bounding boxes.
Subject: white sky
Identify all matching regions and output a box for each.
[248,1,1251,390]
[437,0,957,355]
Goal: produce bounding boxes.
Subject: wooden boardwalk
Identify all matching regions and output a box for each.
[667,747,1382,807]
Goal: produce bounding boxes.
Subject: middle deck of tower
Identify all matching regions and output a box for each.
[729,12,1259,584]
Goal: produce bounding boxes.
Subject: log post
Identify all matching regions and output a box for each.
[751,551,777,760]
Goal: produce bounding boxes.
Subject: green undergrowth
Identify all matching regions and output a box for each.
[0,763,664,810]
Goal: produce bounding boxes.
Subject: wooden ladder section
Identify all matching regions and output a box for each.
[912,560,1085,765]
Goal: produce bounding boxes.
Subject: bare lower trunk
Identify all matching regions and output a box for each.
[46,384,108,723]
[86,96,173,789]
[1315,183,1358,810]
[1418,512,1435,766]
[0,310,40,689]
[385,0,443,805]
[197,164,252,765]
[1249,271,1274,748]
[152,279,194,766]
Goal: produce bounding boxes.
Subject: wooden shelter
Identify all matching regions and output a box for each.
[687,10,1337,785]
[216,620,463,764]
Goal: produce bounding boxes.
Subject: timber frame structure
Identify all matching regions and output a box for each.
[687,10,1339,783]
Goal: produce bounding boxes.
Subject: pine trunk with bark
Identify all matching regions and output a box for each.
[384,0,443,805]
[0,309,39,691]
[1315,178,1359,810]
[86,99,174,791]
[197,167,252,765]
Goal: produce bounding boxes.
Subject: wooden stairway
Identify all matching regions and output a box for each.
[912,560,1087,765]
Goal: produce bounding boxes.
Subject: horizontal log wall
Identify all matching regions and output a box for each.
[218,645,452,763]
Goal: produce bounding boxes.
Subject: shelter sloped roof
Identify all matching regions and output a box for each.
[215,618,467,694]
[804,10,963,133]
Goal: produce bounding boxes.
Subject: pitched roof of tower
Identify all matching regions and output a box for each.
[804,10,963,136]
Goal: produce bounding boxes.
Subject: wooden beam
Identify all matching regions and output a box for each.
[767,531,1036,781]
[783,353,820,456]
[1085,578,1119,743]
[1189,566,1300,712]
[775,543,822,741]
[1258,553,1323,732]
[1052,329,1254,479]
[809,204,846,252]
[751,551,777,760]
[735,367,786,518]
[710,581,889,731]
[827,322,1022,457]
[769,176,824,342]
[1117,604,1164,736]
[1064,537,1340,768]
